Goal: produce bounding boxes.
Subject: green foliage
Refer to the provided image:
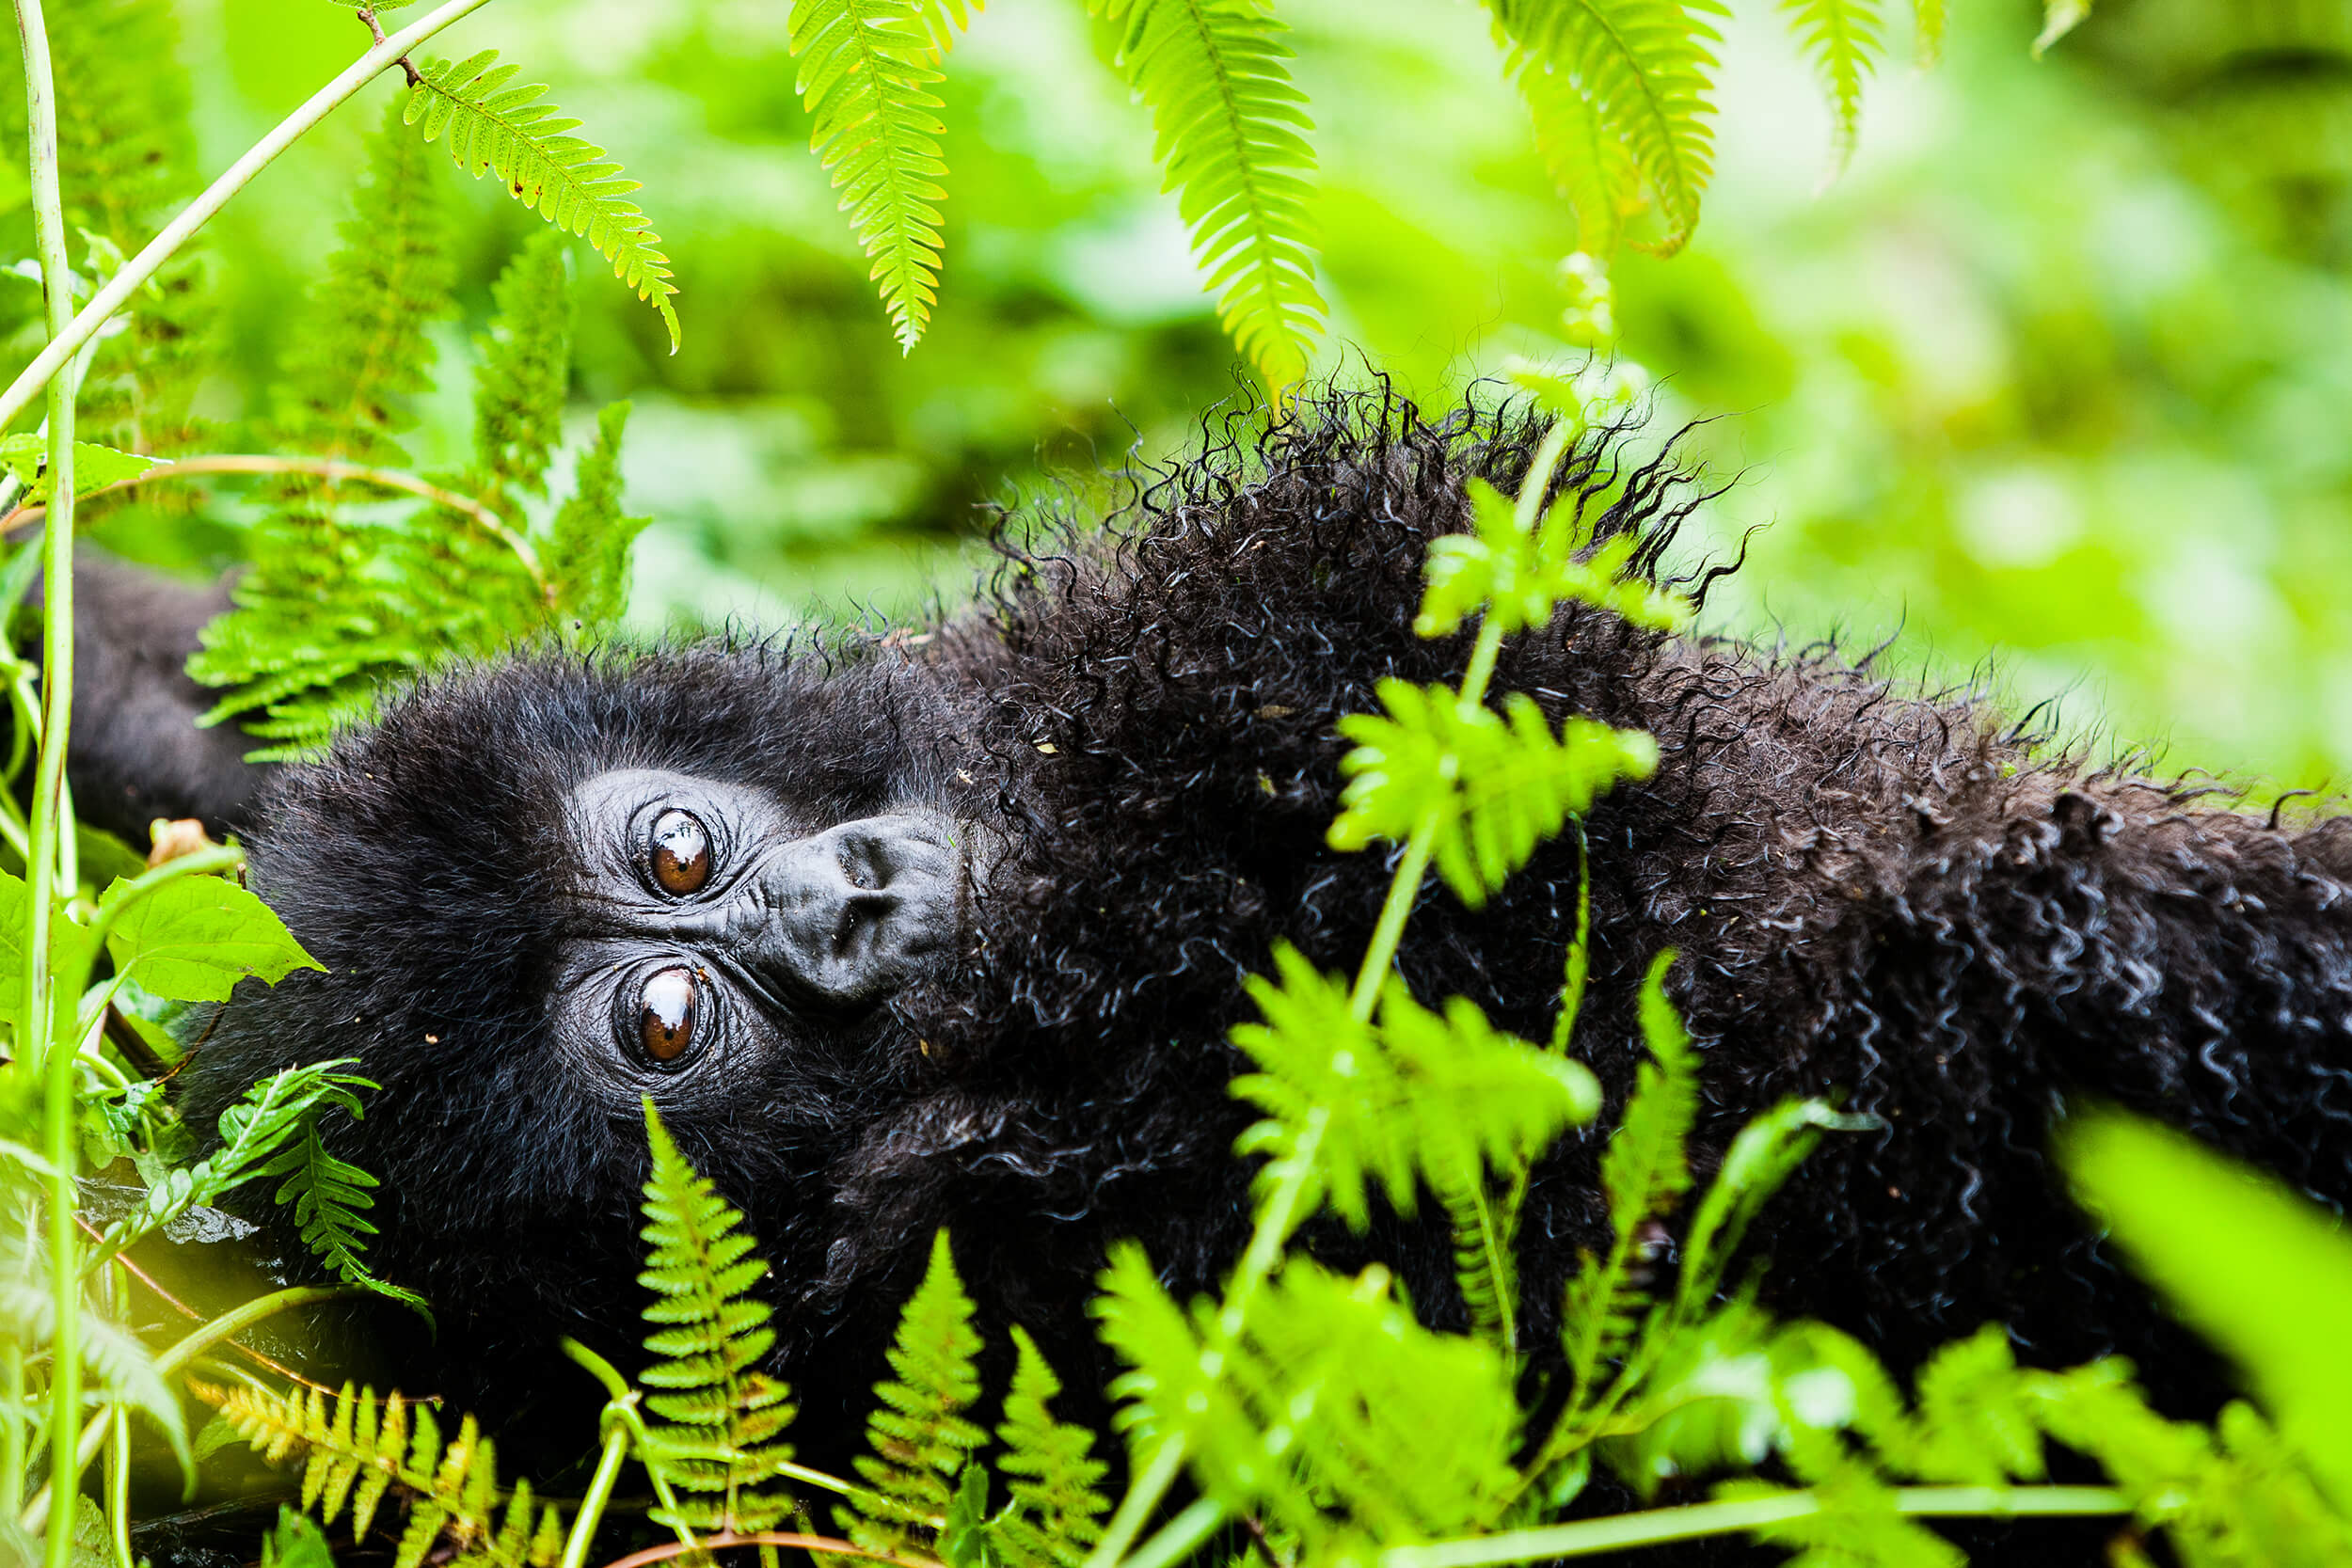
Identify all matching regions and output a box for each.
[989,1327,1109,1568]
[837,1230,988,1558]
[1231,943,1600,1238]
[637,1101,798,1536]
[1092,0,1324,388]
[1487,0,1726,254]
[1416,474,1689,640]
[0,435,160,501]
[199,1381,565,1568]
[2062,1108,2352,1510]
[405,50,682,351]
[1778,0,1883,172]
[787,0,963,352]
[191,119,645,757]
[1097,1249,1520,1547]
[255,1120,429,1317]
[2031,0,2090,58]
[89,1060,372,1261]
[1328,680,1659,908]
[96,871,321,1002]
[1505,48,1641,261]
[260,1507,336,1568]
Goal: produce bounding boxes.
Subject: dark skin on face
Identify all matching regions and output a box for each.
[552,768,965,1089]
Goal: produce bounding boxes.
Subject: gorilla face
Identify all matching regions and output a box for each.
[550,768,966,1095]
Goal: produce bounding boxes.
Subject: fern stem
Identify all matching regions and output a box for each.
[13,2,83,1561]
[0,0,501,435]
[559,1421,631,1568]
[1380,1486,2131,1568]
[596,1532,945,1568]
[1085,1435,1189,1568]
[103,1409,131,1568]
[5,455,546,593]
[1348,798,1441,1021]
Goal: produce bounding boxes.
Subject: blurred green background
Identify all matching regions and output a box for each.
[88,0,2352,786]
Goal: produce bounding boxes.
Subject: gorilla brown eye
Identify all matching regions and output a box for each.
[650,809,711,895]
[638,966,698,1063]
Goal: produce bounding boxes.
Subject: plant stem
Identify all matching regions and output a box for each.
[596,1533,942,1568]
[15,4,79,1563]
[0,1342,21,1519]
[1378,1486,2131,1568]
[0,0,502,435]
[1119,1498,1227,1568]
[2,455,546,591]
[560,1422,632,1568]
[1348,802,1440,1020]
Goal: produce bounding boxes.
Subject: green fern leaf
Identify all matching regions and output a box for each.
[787,0,952,351]
[1507,47,1643,260]
[1560,950,1694,1397]
[913,0,984,53]
[473,230,573,501]
[197,1381,563,1568]
[639,1101,798,1535]
[1096,1251,1518,1544]
[544,402,648,631]
[1779,0,1883,173]
[1677,1095,1873,1312]
[254,1119,433,1319]
[836,1230,987,1558]
[989,1327,1108,1568]
[1492,0,1725,254]
[1327,679,1659,909]
[1093,0,1324,388]
[46,0,214,457]
[1231,944,1599,1241]
[1912,0,1945,65]
[405,50,681,351]
[1438,1165,1520,1352]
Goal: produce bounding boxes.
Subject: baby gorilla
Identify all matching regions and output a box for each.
[169,389,2352,1464]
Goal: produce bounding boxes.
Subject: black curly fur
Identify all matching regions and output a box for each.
[181,385,2352,1496]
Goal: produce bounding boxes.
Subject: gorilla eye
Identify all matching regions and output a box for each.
[650,808,712,895]
[638,966,699,1064]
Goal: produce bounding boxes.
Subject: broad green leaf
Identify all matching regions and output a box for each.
[2061,1107,2352,1509]
[0,433,163,500]
[0,866,100,1029]
[102,873,322,1002]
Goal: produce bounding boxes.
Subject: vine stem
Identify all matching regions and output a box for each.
[14,3,79,1564]
[596,1534,942,1568]
[0,0,502,435]
[2,455,545,592]
[1377,1486,2131,1568]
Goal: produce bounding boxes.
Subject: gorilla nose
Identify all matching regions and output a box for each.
[749,814,958,1007]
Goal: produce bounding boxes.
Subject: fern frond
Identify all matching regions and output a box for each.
[988,1327,1108,1568]
[47,0,213,457]
[787,0,952,351]
[836,1230,986,1558]
[1438,1167,1520,1352]
[1508,49,1643,261]
[1778,0,1883,174]
[1676,1096,1873,1312]
[639,1101,798,1535]
[545,402,648,631]
[473,230,574,501]
[913,0,983,53]
[254,1119,432,1317]
[1912,0,1946,66]
[405,50,681,351]
[195,1381,563,1568]
[1560,950,1695,1397]
[1492,0,1724,254]
[1095,0,1324,388]
[1327,679,1660,909]
[1232,946,1599,1240]
[1097,1251,1518,1544]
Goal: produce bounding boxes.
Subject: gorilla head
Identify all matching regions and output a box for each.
[179,388,2352,1456]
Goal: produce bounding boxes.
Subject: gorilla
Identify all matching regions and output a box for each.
[67,389,2352,1471]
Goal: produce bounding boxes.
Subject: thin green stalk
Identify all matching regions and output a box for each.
[15,5,79,1565]
[1379,1486,2131,1568]
[558,1421,630,1568]
[103,1410,130,1568]
[0,0,503,435]
[0,1341,22,1519]
[1083,1435,1188,1568]
[1347,803,1440,1020]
